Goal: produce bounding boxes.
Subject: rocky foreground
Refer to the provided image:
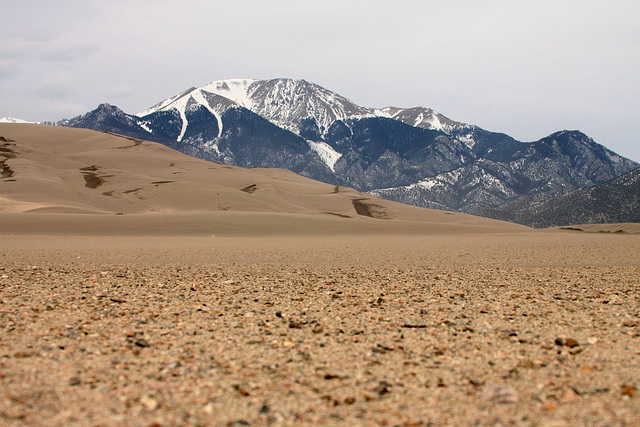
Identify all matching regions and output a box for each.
[1,233,639,426]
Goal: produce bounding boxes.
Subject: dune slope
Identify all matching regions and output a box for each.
[0,124,527,236]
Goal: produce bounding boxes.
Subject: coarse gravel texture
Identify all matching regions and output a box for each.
[1,233,639,426]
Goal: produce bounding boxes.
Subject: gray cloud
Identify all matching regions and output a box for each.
[1,0,639,161]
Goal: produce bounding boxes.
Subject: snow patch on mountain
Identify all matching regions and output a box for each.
[201,79,257,109]
[137,87,196,117]
[138,121,153,133]
[374,106,460,132]
[456,133,477,149]
[307,140,342,172]
[0,117,33,124]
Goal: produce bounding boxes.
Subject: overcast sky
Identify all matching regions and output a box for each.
[2,0,639,161]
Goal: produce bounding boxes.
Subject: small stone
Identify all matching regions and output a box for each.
[564,338,579,348]
[560,387,581,402]
[374,381,392,395]
[517,360,535,369]
[554,338,565,346]
[140,396,158,411]
[233,384,250,396]
[135,338,150,348]
[288,321,303,329]
[344,396,356,405]
[481,383,519,403]
[259,404,270,414]
[621,385,637,397]
[14,351,32,358]
[312,324,323,334]
[69,377,82,386]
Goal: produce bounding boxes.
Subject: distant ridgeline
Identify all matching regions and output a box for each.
[481,167,640,228]
[55,78,639,219]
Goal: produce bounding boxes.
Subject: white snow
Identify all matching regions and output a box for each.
[203,139,222,156]
[167,94,191,142]
[457,133,476,149]
[138,121,153,133]
[606,150,623,166]
[201,79,257,109]
[429,113,444,131]
[374,108,393,118]
[137,88,195,117]
[417,179,439,190]
[191,89,223,138]
[307,140,342,172]
[0,117,33,124]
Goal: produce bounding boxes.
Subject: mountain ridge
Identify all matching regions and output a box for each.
[480,167,640,228]
[52,78,638,214]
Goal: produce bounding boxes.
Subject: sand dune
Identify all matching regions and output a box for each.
[557,223,640,234]
[0,123,528,236]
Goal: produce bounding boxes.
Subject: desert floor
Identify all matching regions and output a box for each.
[1,231,639,426]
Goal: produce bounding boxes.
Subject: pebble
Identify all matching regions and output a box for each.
[481,383,519,403]
[2,236,639,425]
[621,385,637,397]
[565,338,580,348]
[140,396,158,411]
[374,381,392,395]
[135,338,150,348]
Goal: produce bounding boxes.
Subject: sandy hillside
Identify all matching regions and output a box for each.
[1,123,639,426]
[0,123,528,236]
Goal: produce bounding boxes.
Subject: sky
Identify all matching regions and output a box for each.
[2,0,639,162]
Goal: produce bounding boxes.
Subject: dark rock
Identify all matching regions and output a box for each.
[134,338,150,348]
[374,381,392,395]
[565,338,580,348]
[259,404,270,414]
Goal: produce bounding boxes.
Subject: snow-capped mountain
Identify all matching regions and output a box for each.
[374,106,463,133]
[55,78,639,215]
[0,117,33,124]
[137,79,460,139]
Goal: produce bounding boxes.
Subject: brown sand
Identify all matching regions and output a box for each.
[1,124,639,425]
[1,233,639,426]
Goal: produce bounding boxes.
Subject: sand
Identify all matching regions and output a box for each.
[2,233,639,426]
[1,124,639,426]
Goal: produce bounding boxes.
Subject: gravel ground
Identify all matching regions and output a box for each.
[1,233,639,426]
